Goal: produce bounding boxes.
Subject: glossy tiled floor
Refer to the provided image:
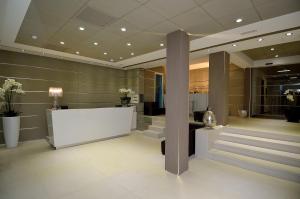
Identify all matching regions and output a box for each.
[0,132,299,199]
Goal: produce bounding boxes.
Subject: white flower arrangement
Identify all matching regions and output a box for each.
[284,89,299,102]
[0,79,25,116]
[119,88,134,96]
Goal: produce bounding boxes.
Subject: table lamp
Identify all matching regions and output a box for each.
[49,87,63,109]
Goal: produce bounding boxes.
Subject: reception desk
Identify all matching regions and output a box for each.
[46,107,134,149]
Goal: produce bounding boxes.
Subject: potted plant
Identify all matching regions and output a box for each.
[119,88,134,106]
[284,89,300,123]
[0,79,25,148]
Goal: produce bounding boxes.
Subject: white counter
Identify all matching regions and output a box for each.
[46,107,134,149]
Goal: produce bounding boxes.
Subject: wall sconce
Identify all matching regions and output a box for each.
[49,87,63,109]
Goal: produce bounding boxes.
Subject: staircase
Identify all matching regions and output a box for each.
[207,127,300,183]
[143,116,165,138]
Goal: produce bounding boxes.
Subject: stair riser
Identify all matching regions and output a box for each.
[152,117,165,123]
[152,121,165,127]
[144,131,164,138]
[149,126,165,133]
[219,135,300,154]
[215,143,300,167]
[208,152,300,183]
[223,127,300,143]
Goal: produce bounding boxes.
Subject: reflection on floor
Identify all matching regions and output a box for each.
[1,133,299,199]
[228,116,300,135]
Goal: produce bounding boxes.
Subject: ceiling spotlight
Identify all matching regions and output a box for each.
[286,32,293,36]
[60,41,65,45]
[235,18,243,23]
[130,52,134,56]
[21,49,25,52]
[93,42,98,46]
[232,44,237,47]
[277,69,290,73]
[160,43,164,47]
[110,59,114,62]
[75,51,80,55]
[275,54,279,58]
[120,57,123,60]
[32,35,38,40]
[270,48,275,51]
[258,38,263,42]
[127,42,132,46]
[79,26,85,31]
[104,52,108,55]
[121,27,127,32]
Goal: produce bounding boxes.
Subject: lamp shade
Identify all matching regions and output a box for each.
[49,87,63,97]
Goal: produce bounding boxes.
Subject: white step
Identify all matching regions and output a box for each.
[214,140,300,167]
[208,149,300,183]
[143,130,165,138]
[152,116,165,122]
[223,127,300,143]
[219,132,300,154]
[149,125,165,133]
[152,120,165,127]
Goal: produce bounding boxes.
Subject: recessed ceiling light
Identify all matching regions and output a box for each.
[232,44,237,47]
[121,27,126,32]
[21,49,25,52]
[32,35,38,39]
[120,57,123,60]
[235,18,243,23]
[110,59,114,62]
[130,52,134,56]
[275,54,279,58]
[277,69,290,73]
[93,42,98,46]
[127,42,131,46]
[79,26,85,31]
[286,32,293,36]
[75,51,80,55]
[258,38,263,42]
[160,43,164,47]
[60,41,65,45]
[104,52,108,55]
[270,48,275,51]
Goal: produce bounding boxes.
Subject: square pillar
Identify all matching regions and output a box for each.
[165,30,189,175]
[209,51,230,125]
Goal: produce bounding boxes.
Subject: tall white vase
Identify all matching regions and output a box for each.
[3,116,20,148]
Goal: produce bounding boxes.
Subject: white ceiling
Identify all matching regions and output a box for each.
[0,0,300,69]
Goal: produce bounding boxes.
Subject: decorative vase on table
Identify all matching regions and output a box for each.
[119,88,134,107]
[0,79,25,148]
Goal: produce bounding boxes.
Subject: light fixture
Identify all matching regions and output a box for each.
[21,49,25,52]
[32,35,38,39]
[232,44,237,47]
[121,27,127,32]
[93,42,98,46]
[49,87,63,109]
[235,18,243,23]
[76,51,80,55]
[258,38,263,42]
[130,52,134,56]
[104,52,108,55]
[120,57,123,60]
[160,43,164,47]
[286,32,293,36]
[290,76,297,79]
[277,69,290,73]
[275,54,279,58]
[60,41,65,45]
[110,59,114,62]
[270,48,275,51]
[78,26,85,31]
[127,42,131,46]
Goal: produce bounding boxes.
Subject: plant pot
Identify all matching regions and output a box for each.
[3,116,20,148]
[120,97,131,106]
[284,108,299,123]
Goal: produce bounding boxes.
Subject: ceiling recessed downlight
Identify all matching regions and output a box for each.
[31,35,38,39]
[160,43,164,47]
[232,44,237,47]
[286,32,293,36]
[75,51,80,55]
[270,48,275,51]
[93,42,98,46]
[79,26,85,31]
[258,38,263,42]
[277,69,290,73]
[104,52,108,55]
[60,41,65,45]
[120,57,123,60]
[235,18,243,23]
[275,54,279,58]
[110,59,114,62]
[130,52,134,56]
[121,27,126,32]
[127,42,132,46]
